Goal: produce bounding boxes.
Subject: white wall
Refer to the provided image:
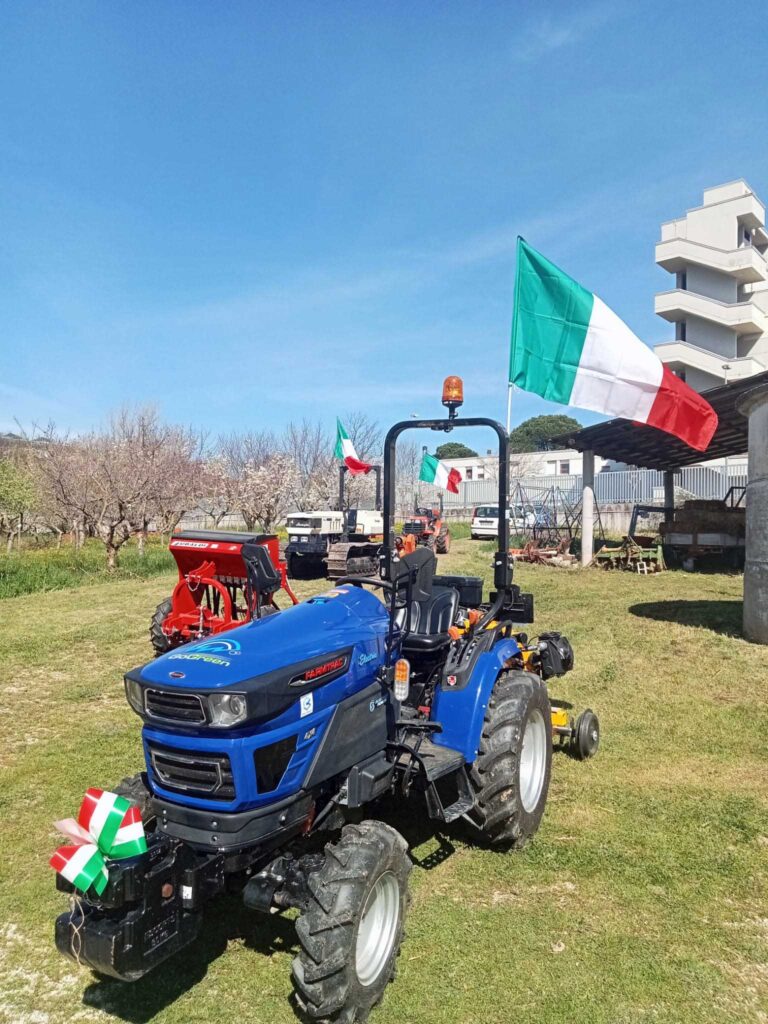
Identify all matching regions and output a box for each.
[685,315,738,358]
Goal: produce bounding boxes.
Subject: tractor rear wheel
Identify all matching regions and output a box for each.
[149,597,174,657]
[435,528,451,554]
[468,670,552,848]
[292,820,411,1023]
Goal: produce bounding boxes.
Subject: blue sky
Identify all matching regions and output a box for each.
[1,0,767,452]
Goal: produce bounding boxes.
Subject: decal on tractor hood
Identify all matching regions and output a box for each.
[168,638,242,668]
[290,654,347,687]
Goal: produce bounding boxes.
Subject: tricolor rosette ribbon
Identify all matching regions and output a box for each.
[49,788,148,896]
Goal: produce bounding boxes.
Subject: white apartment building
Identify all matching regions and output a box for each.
[655,180,768,391]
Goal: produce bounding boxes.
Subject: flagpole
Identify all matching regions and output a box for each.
[505,382,514,435]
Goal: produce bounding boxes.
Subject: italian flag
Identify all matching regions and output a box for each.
[510,239,718,451]
[420,452,462,494]
[335,418,372,475]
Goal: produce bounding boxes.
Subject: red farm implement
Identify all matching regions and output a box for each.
[149,530,299,656]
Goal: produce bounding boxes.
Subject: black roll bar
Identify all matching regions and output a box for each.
[380,416,512,593]
[338,464,382,511]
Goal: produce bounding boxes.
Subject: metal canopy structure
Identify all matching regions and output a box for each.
[554,371,768,471]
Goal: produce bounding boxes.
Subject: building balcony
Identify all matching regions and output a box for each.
[655,290,768,335]
[655,238,767,283]
[654,340,765,382]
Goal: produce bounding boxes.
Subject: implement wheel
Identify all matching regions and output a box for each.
[292,820,411,1023]
[149,597,174,657]
[468,670,552,848]
[571,709,600,760]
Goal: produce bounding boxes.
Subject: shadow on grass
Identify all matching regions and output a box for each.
[81,803,469,1024]
[82,894,298,1023]
[629,599,743,637]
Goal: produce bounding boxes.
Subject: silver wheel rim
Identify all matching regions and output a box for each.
[355,871,400,987]
[519,709,548,812]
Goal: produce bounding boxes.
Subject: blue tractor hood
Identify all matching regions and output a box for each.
[131,585,391,726]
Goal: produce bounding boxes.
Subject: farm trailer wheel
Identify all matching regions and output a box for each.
[292,820,411,1024]
[468,670,552,848]
[149,597,174,657]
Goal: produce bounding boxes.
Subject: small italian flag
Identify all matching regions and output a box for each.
[510,239,718,451]
[335,418,372,475]
[419,452,462,494]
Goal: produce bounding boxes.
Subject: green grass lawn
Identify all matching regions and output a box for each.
[0,540,766,1024]
[0,538,175,599]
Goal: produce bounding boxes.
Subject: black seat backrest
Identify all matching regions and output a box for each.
[414,586,459,635]
[391,547,435,602]
[241,541,281,595]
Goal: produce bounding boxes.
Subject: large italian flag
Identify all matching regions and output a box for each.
[420,452,462,494]
[510,239,718,451]
[335,418,372,475]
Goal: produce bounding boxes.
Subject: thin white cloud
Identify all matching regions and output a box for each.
[513,2,619,63]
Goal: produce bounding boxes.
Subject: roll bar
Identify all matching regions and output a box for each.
[380,416,512,594]
[338,464,382,511]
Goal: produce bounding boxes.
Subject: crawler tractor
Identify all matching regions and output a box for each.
[285,466,384,581]
[53,377,598,1023]
[149,530,298,656]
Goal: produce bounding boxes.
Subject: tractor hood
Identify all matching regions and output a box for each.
[128,585,390,727]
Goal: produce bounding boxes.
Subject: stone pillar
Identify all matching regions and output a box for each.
[737,383,768,644]
[581,450,595,567]
[663,470,675,526]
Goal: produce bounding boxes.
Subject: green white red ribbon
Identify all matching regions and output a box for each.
[50,788,148,896]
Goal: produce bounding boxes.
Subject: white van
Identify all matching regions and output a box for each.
[470,504,536,539]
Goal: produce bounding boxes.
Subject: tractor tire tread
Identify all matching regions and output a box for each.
[149,597,174,657]
[292,820,411,1024]
[468,670,552,848]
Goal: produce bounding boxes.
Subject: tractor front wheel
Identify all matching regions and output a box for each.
[114,772,156,831]
[292,820,411,1023]
[149,597,174,657]
[468,670,552,848]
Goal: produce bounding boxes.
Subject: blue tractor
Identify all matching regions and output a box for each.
[54,378,585,1023]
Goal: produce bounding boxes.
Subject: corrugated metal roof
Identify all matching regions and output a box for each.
[553,371,768,470]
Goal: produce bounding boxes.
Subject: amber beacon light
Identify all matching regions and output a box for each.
[441,375,464,418]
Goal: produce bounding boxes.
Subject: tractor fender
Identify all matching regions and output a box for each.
[430,638,522,764]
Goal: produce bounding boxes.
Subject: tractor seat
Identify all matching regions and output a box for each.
[241,540,281,595]
[401,584,460,654]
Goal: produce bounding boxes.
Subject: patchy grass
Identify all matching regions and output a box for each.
[0,538,174,599]
[0,541,766,1024]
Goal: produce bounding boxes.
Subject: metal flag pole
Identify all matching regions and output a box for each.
[506,381,514,435]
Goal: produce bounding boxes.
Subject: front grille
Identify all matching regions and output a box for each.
[149,744,235,801]
[145,688,207,724]
[402,521,425,535]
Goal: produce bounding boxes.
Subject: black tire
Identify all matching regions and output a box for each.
[114,772,156,831]
[292,821,411,1024]
[468,670,552,848]
[286,552,299,579]
[149,597,174,656]
[571,709,600,760]
[435,529,450,555]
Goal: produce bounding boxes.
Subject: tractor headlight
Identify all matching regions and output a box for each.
[124,677,144,715]
[207,692,248,728]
